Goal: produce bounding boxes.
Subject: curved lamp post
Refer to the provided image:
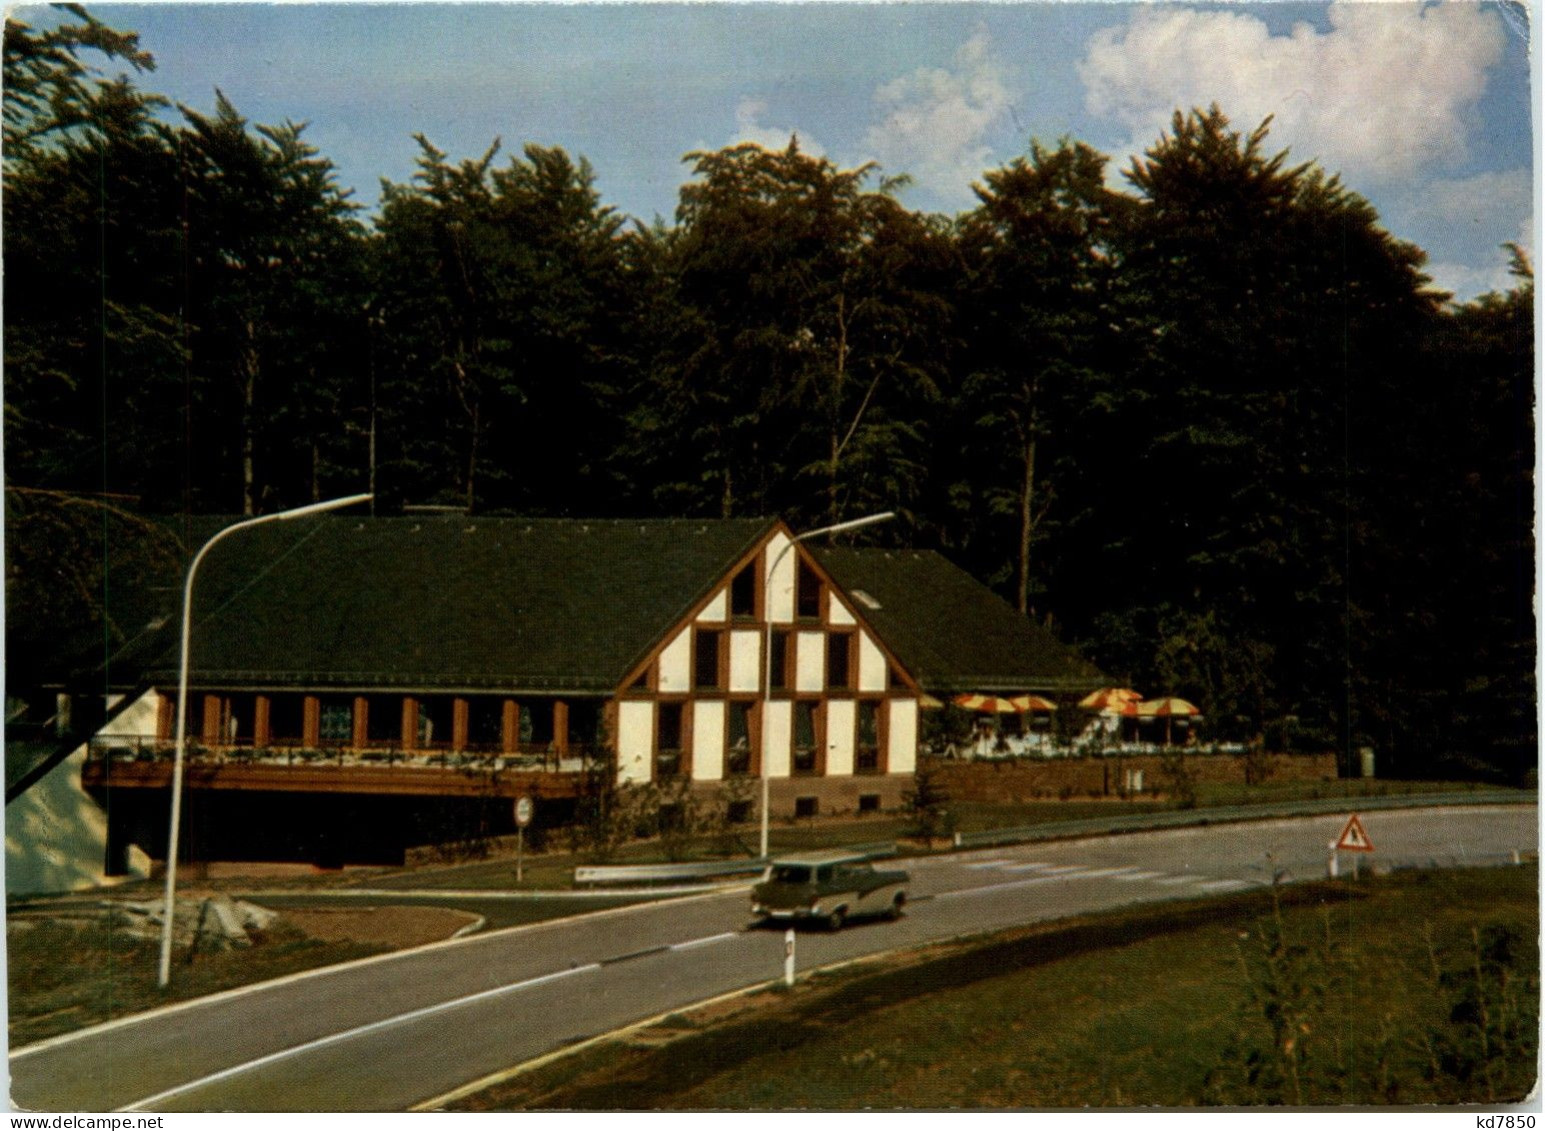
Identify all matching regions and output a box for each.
[759,511,894,859]
[158,493,372,988]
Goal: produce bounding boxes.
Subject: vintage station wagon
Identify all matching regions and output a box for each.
[750,850,910,930]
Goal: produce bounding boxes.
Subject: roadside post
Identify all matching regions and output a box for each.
[514,796,534,884]
[1332,812,1375,879]
[784,928,796,987]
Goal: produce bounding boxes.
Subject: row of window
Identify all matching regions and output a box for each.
[653,698,885,779]
[652,627,895,693]
[717,556,825,622]
[169,693,602,754]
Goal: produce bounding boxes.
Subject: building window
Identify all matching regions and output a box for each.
[694,628,723,690]
[797,559,821,619]
[769,631,791,691]
[726,700,754,776]
[364,695,399,746]
[827,633,854,690]
[467,698,503,749]
[792,701,819,775]
[519,700,555,748]
[568,700,602,752]
[269,696,305,744]
[419,697,454,748]
[318,697,353,746]
[657,701,684,779]
[730,560,757,618]
[727,799,754,824]
[794,796,819,818]
[856,700,880,773]
[858,793,881,813]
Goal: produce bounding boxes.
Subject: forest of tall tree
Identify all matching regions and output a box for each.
[4,9,1534,782]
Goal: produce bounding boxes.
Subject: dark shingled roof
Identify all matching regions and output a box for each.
[143,516,776,693]
[812,547,1106,696]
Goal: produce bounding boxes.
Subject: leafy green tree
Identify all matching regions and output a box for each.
[658,139,949,525]
[1062,106,1440,752]
[3,3,154,164]
[953,138,1124,614]
[178,92,365,513]
[371,138,627,512]
[3,10,185,502]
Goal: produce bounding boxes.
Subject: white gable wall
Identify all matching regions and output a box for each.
[887,699,918,774]
[696,590,728,623]
[764,531,794,623]
[795,631,825,692]
[657,628,692,692]
[825,699,855,776]
[761,699,792,778]
[6,691,156,896]
[858,634,887,692]
[729,630,762,692]
[617,700,654,783]
[692,701,725,780]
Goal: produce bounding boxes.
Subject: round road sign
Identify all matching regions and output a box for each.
[515,796,534,828]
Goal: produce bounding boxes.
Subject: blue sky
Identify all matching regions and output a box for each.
[27,1,1536,299]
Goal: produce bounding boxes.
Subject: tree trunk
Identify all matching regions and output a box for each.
[1018,431,1036,615]
[239,320,259,516]
[465,398,480,513]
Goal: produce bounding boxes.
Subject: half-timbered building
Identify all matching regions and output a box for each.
[11,515,1104,887]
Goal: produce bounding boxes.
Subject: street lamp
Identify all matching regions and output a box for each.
[759,511,895,859]
[158,493,372,988]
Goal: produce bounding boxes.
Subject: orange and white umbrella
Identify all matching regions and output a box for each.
[1134,697,1201,745]
[1134,697,1201,718]
[1079,687,1143,712]
[953,693,1025,713]
[1013,695,1057,713]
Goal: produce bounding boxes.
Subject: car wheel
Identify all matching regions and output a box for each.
[885,894,905,921]
[826,908,846,932]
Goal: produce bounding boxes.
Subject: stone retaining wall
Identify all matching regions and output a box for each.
[932,751,1339,802]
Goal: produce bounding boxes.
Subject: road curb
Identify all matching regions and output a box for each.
[7,883,747,1062]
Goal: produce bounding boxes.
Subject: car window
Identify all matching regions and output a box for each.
[772,865,811,884]
[815,865,832,884]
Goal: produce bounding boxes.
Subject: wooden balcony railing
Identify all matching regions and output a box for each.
[87,735,600,774]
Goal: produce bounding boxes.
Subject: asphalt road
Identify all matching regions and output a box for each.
[9,804,1536,1112]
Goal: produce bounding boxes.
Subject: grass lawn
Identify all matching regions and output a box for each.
[452,864,1539,1109]
[7,915,389,1048]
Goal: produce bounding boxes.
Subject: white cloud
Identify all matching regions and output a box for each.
[1425,256,1521,302]
[730,97,826,157]
[1422,168,1534,249]
[862,29,1012,207]
[1078,3,1506,187]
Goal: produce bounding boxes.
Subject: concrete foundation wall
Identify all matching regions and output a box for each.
[6,691,156,895]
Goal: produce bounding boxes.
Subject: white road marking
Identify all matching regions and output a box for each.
[1114,871,1166,881]
[1196,879,1255,893]
[670,931,738,952]
[116,962,603,1112]
[964,859,1015,869]
[1155,875,1200,886]
[935,876,1060,899]
[1035,864,1092,875]
[1001,862,1052,873]
[1070,867,1129,878]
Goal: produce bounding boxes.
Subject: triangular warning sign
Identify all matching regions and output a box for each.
[1336,813,1375,853]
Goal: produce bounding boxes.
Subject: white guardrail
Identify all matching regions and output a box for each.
[574,841,898,886]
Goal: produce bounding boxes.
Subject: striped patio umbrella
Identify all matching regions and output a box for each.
[1134,697,1201,744]
[1078,687,1143,712]
[1012,695,1057,713]
[1134,697,1201,718]
[953,693,1027,713]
